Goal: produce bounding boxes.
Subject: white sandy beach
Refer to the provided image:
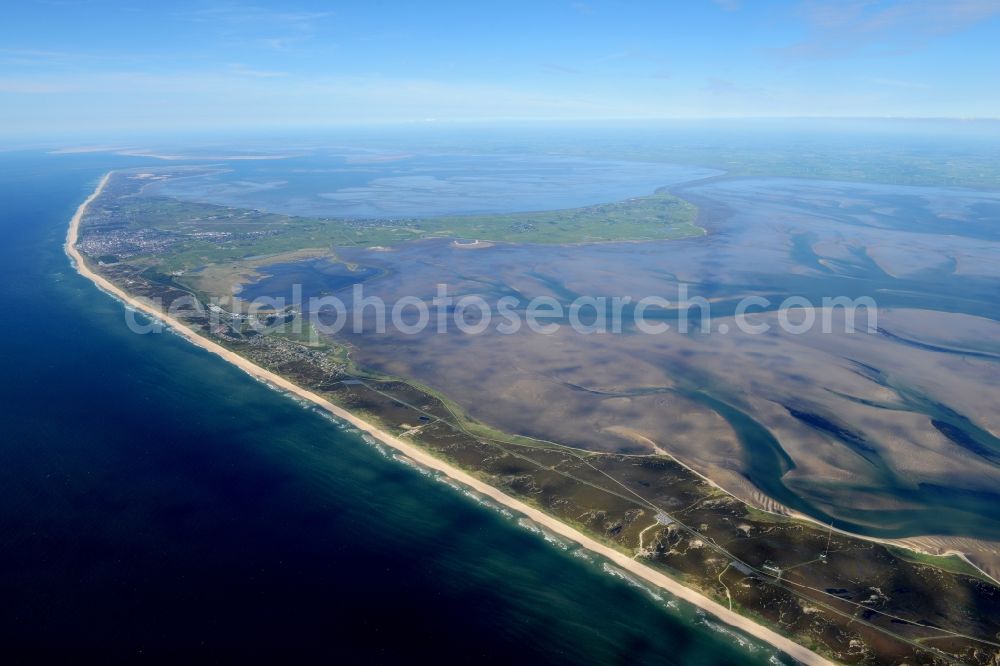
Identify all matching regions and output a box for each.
[67,172,831,665]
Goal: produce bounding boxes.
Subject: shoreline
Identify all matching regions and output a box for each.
[68,171,833,665]
[642,438,1000,586]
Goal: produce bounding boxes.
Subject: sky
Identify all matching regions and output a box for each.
[2,0,1000,138]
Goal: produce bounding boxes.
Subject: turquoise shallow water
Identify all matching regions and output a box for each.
[0,151,782,663]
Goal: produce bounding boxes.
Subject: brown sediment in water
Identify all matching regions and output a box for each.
[67,172,833,665]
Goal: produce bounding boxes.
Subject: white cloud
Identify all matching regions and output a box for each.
[776,0,1000,58]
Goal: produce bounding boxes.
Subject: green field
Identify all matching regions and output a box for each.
[426,191,700,244]
[113,189,699,273]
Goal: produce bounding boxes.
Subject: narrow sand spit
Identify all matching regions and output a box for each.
[68,172,831,666]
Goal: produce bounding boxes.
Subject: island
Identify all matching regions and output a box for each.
[68,167,1000,665]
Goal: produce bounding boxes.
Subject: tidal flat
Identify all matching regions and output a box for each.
[309,176,1000,565]
[90,159,1000,565]
[76,150,1000,663]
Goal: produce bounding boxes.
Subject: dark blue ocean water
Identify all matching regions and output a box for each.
[0,152,782,663]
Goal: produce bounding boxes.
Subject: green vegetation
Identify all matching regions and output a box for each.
[427,191,700,243]
[111,188,700,274]
[886,545,995,584]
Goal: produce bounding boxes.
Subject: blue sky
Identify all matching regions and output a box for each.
[2,0,999,137]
